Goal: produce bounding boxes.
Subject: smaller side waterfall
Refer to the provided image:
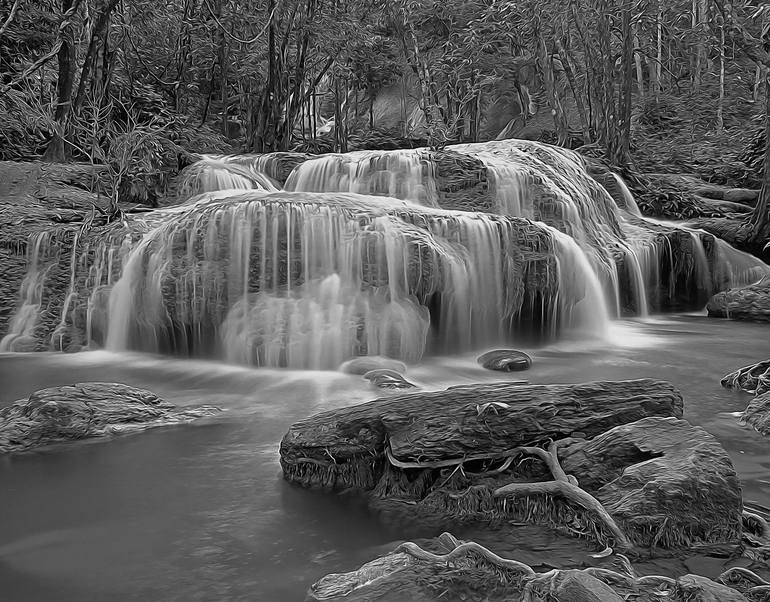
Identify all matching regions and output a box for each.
[284,150,439,207]
[548,227,611,338]
[177,156,279,200]
[0,232,52,352]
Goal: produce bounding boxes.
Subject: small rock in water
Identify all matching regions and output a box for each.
[0,382,221,454]
[363,369,416,389]
[477,349,532,372]
[338,356,407,375]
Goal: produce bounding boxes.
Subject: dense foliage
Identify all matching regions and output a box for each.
[0,0,768,204]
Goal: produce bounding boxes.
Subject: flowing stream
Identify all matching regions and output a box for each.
[1,316,769,601]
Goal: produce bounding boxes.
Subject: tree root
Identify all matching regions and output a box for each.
[722,359,770,395]
[719,566,770,588]
[744,510,770,543]
[385,445,535,471]
[494,441,632,550]
[386,535,713,602]
[394,540,536,580]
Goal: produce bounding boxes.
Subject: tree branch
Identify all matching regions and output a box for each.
[0,0,20,40]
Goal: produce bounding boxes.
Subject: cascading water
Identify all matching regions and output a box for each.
[0,232,52,352]
[4,139,769,367]
[177,155,280,199]
[284,150,439,207]
[102,191,571,368]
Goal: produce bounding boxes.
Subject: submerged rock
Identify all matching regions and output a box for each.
[741,393,770,436]
[0,382,220,454]
[477,349,532,371]
[339,357,407,375]
[707,279,770,322]
[363,369,416,389]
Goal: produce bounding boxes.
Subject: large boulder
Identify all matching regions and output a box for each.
[280,379,683,492]
[558,417,743,549]
[0,382,220,453]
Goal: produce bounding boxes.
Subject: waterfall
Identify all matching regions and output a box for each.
[284,150,439,207]
[0,232,51,352]
[4,138,769,367]
[101,191,563,367]
[178,155,280,200]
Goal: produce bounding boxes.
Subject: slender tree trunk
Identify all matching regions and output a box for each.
[616,1,634,165]
[556,36,590,143]
[72,0,119,114]
[632,22,645,102]
[750,70,770,239]
[44,0,78,162]
[654,0,662,100]
[716,19,725,133]
[538,35,569,146]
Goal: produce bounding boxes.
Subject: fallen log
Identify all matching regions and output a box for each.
[280,379,683,492]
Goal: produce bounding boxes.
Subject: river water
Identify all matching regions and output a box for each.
[1,314,768,601]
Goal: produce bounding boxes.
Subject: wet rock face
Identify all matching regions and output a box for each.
[363,369,416,389]
[477,349,532,371]
[0,382,220,454]
[339,357,408,375]
[707,280,770,322]
[558,416,743,549]
[741,393,770,436]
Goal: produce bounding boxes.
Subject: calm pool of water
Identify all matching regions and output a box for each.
[1,314,768,601]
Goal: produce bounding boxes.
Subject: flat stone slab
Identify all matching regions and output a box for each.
[0,382,220,454]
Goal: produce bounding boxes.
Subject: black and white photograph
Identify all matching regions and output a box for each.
[1,0,770,599]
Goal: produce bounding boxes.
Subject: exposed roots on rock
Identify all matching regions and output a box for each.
[394,539,536,585]
[385,444,529,471]
[744,510,770,543]
[493,441,632,550]
[749,584,770,600]
[350,535,736,602]
[719,566,770,589]
[722,359,770,395]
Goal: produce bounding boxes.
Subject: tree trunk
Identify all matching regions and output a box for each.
[72,0,119,114]
[633,22,645,102]
[616,2,634,165]
[538,35,569,146]
[43,0,78,162]
[716,20,725,133]
[750,69,770,239]
[556,36,591,143]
